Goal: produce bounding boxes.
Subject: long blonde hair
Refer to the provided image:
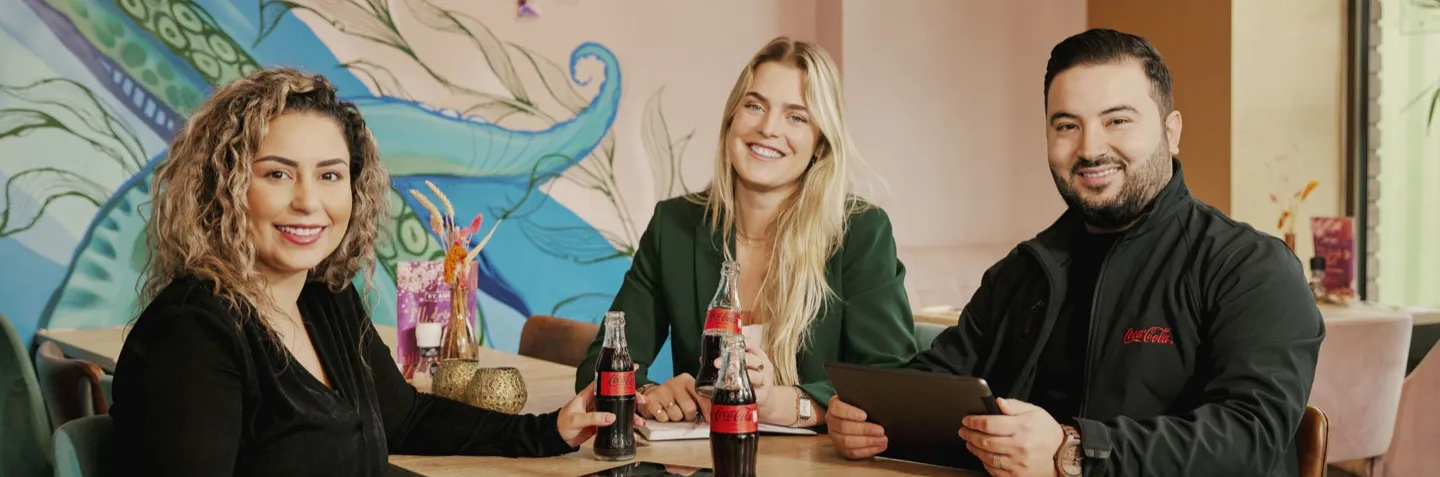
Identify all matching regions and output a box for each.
[695,37,868,386]
[141,67,391,340]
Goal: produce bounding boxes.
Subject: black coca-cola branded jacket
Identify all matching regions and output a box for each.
[909,160,1325,476]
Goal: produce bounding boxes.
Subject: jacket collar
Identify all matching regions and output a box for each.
[694,211,731,320]
[1024,158,1193,264]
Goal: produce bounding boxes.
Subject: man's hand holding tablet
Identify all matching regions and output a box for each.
[825,396,890,459]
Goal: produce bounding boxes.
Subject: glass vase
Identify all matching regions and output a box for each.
[439,277,479,361]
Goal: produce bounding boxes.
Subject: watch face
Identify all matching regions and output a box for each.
[1060,446,1082,475]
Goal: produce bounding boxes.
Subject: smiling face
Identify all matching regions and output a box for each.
[1045,59,1182,231]
[246,111,353,283]
[726,61,819,195]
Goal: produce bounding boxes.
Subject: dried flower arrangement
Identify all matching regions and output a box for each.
[407,181,502,286]
[407,181,502,359]
[1272,179,1319,250]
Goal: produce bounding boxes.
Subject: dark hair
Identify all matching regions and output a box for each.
[1043,28,1173,114]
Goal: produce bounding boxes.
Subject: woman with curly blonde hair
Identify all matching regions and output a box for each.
[111,67,640,476]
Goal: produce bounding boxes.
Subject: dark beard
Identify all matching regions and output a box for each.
[1053,142,1172,230]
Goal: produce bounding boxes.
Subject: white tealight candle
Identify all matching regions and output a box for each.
[416,322,443,349]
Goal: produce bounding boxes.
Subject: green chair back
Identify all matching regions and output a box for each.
[53,414,113,477]
[914,322,947,352]
[1,312,53,475]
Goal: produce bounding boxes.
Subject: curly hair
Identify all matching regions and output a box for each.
[141,67,391,334]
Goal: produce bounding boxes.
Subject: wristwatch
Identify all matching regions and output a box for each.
[793,390,813,426]
[1056,425,1083,476]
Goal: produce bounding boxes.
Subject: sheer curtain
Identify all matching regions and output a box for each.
[1375,0,1440,307]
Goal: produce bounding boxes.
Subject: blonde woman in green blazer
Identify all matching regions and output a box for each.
[576,37,917,429]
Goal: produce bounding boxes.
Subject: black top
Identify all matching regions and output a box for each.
[909,160,1325,476]
[110,276,575,476]
[1030,228,1123,426]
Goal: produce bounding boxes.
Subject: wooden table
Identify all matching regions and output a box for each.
[36,325,979,476]
[914,306,963,326]
[389,435,973,476]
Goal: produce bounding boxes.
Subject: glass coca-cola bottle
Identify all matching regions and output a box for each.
[709,334,758,477]
[593,311,636,461]
[696,261,742,398]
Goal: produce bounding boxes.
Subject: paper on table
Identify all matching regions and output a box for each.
[636,419,817,441]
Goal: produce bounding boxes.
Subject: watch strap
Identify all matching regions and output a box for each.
[791,387,813,427]
[1056,424,1083,477]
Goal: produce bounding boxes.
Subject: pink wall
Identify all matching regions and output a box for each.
[840,0,1084,307]
[841,0,1081,250]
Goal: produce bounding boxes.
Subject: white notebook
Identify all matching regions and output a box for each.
[636,419,817,441]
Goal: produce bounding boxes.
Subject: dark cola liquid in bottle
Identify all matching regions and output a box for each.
[709,334,759,477]
[593,311,636,461]
[696,261,742,398]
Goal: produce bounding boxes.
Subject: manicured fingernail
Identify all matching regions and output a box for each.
[604,414,615,423]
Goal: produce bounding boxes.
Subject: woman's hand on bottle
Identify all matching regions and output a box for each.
[712,341,776,410]
[639,373,708,423]
[559,381,648,448]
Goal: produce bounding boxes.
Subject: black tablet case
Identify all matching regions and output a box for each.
[825,362,1000,470]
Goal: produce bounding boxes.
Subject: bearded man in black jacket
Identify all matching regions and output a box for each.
[826,28,1325,477]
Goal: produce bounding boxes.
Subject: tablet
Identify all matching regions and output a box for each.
[824,362,999,469]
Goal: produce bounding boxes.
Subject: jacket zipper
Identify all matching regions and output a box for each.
[1081,240,1122,419]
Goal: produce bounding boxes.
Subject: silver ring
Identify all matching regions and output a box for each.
[992,454,1003,470]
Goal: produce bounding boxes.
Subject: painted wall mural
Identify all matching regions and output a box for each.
[0,0,692,379]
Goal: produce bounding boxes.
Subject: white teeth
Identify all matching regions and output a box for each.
[749,144,783,159]
[1081,169,1119,178]
[278,226,322,236]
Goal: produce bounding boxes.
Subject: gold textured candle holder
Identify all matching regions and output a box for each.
[465,367,528,414]
[432,359,481,402]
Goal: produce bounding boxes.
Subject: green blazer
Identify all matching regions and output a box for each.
[574,196,917,407]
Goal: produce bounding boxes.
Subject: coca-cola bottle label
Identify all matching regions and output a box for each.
[710,404,759,434]
[599,371,635,396]
[703,308,741,334]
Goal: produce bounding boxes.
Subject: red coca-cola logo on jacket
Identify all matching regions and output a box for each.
[1122,326,1173,345]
